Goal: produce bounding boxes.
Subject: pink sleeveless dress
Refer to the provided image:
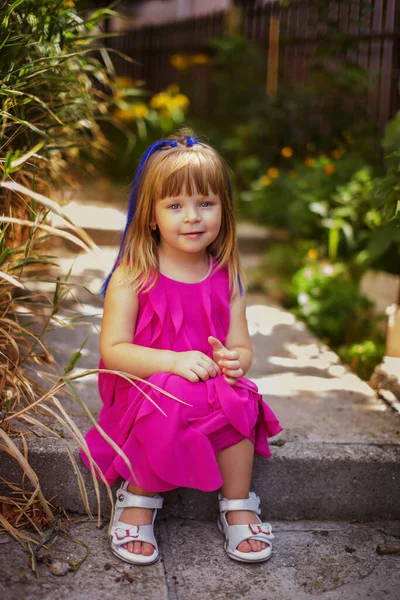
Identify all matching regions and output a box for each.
[80,257,283,492]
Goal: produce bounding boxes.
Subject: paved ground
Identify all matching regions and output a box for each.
[1,518,399,600]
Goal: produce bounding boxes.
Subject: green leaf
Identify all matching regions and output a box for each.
[63,333,91,375]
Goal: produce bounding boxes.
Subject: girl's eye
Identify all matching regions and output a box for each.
[169,204,180,209]
[200,201,211,207]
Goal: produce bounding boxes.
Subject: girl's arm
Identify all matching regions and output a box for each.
[224,291,253,376]
[100,268,175,378]
[208,291,253,384]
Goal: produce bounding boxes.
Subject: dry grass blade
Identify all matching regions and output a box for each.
[10,141,46,168]
[0,429,54,522]
[0,217,92,252]
[0,513,36,544]
[37,401,105,521]
[0,270,25,288]
[58,380,138,486]
[4,368,193,424]
[0,181,97,249]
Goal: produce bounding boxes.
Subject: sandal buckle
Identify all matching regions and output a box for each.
[249,523,272,536]
[114,526,140,540]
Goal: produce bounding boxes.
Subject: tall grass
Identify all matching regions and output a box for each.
[0,0,165,563]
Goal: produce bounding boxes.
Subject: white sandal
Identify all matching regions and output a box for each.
[217,491,275,563]
[110,481,163,565]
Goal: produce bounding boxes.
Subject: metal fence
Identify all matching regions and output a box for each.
[107,0,400,134]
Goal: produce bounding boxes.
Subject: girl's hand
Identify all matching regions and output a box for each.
[171,351,220,383]
[208,336,243,386]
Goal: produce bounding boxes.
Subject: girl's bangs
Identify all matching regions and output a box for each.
[157,153,227,200]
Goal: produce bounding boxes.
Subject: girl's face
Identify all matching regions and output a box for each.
[152,187,222,257]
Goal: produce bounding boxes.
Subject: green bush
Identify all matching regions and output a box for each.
[289,261,377,346]
[338,340,386,381]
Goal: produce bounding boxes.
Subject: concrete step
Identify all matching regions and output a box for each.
[1,516,399,599]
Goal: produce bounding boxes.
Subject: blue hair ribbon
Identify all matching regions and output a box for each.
[100,137,197,297]
[186,136,199,146]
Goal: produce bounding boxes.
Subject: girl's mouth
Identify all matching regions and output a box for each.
[182,232,204,238]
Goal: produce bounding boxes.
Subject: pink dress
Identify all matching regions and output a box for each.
[80,257,283,492]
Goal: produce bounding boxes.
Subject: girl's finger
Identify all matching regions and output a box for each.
[224,368,243,378]
[192,365,210,381]
[208,336,226,352]
[218,359,241,370]
[224,350,239,360]
[184,369,200,382]
[199,359,218,377]
[223,375,237,385]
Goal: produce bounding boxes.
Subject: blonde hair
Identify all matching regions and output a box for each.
[117,127,245,298]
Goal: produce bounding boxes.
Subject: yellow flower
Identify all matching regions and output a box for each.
[170,54,190,71]
[304,156,315,167]
[112,108,134,124]
[331,149,342,159]
[63,0,75,7]
[324,164,336,175]
[131,103,149,119]
[307,248,318,260]
[150,92,170,110]
[260,175,272,186]
[281,146,293,158]
[267,167,280,179]
[171,93,190,111]
[115,76,134,88]
[191,53,211,65]
[289,169,298,178]
[167,83,180,94]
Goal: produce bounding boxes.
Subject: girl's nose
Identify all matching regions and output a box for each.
[184,208,200,223]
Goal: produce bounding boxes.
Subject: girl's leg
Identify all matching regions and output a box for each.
[120,483,158,556]
[216,438,267,553]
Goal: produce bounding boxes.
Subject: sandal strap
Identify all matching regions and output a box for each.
[116,488,163,510]
[219,492,261,515]
[222,521,275,553]
[111,521,157,548]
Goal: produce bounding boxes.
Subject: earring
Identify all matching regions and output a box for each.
[151,225,157,230]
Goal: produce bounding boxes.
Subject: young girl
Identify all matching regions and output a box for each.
[80,130,283,565]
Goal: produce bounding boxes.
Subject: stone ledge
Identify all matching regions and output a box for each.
[1,437,399,521]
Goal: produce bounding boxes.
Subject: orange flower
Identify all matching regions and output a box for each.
[115,76,134,88]
[260,175,272,186]
[304,156,315,167]
[324,164,336,175]
[191,53,211,65]
[170,54,190,71]
[267,167,280,179]
[281,146,293,158]
[331,149,342,159]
